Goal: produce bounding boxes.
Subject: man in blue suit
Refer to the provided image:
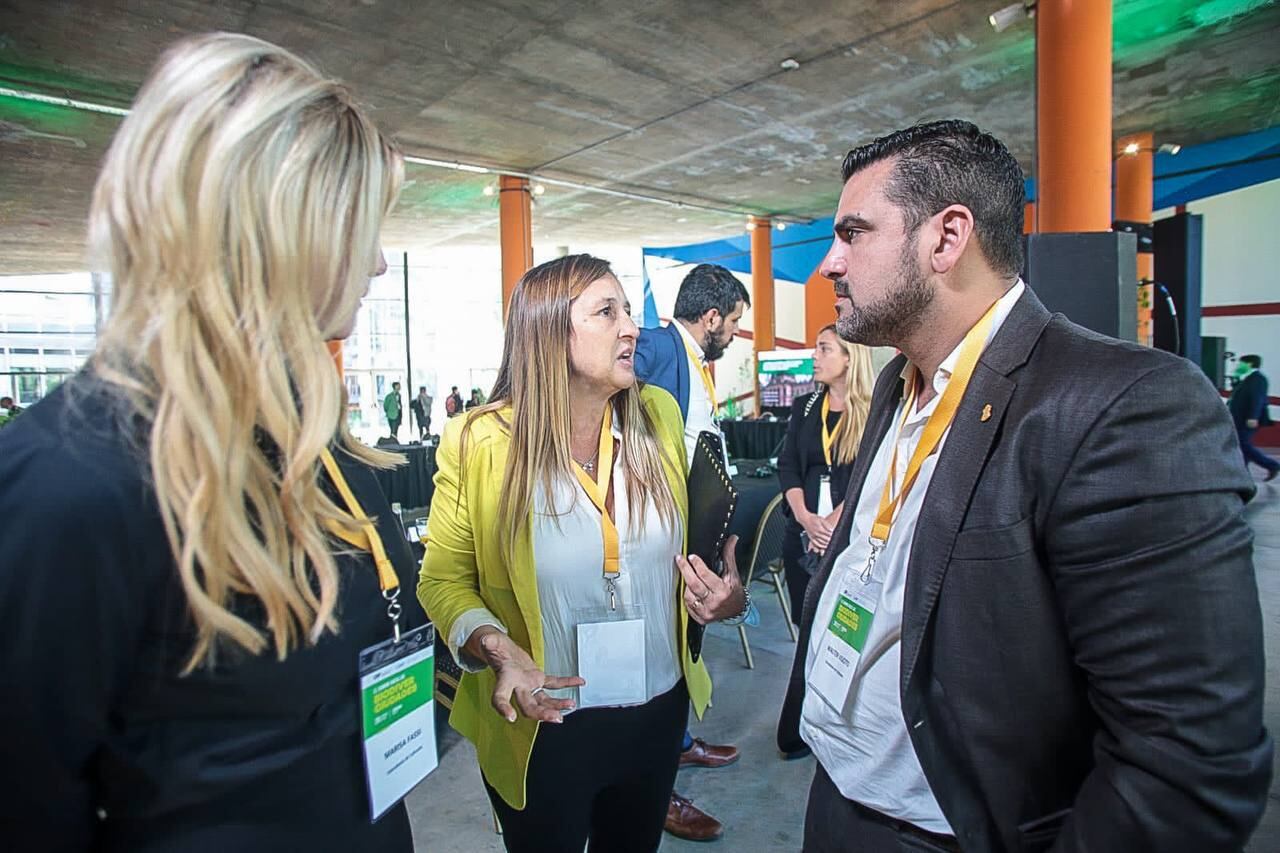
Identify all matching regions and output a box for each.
[635,263,749,461]
[1230,354,1278,480]
[634,263,750,843]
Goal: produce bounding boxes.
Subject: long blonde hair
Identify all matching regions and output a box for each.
[465,255,679,554]
[819,324,875,466]
[87,33,404,670]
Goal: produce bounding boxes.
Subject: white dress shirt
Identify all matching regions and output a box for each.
[800,281,1025,835]
[672,320,720,466]
[446,422,684,712]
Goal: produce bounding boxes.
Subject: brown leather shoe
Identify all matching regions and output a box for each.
[665,792,724,842]
[679,737,740,769]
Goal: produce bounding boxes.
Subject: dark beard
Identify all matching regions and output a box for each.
[835,245,934,347]
[703,330,729,362]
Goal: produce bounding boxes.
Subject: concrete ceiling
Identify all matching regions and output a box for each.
[1,0,1278,273]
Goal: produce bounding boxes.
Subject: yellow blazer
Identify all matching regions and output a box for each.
[416,384,712,810]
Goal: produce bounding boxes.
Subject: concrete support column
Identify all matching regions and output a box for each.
[499,175,533,319]
[749,216,774,415]
[1116,131,1155,345]
[1036,0,1112,233]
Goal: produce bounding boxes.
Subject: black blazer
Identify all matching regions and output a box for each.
[777,388,854,518]
[777,288,1271,852]
[0,377,426,852]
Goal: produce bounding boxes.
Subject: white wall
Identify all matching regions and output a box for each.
[1155,177,1280,418]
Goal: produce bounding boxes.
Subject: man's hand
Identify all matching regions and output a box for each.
[677,535,744,624]
[1246,418,1259,429]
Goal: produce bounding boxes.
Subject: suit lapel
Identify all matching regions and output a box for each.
[898,288,1053,699]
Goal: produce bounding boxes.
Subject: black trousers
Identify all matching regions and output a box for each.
[388,417,401,439]
[484,680,687,853]
[783,521,812,627]
[804,764,960,853]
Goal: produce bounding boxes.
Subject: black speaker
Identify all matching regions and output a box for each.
[1153,213,1204,368]
[1200,335,1228,392]
[1023,232,1138,341]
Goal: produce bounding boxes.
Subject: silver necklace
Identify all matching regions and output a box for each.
[573,452,599,474]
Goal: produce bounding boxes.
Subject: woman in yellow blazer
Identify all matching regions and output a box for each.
[418,254,746,852]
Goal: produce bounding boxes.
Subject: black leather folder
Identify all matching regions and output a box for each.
[686,430,738,663]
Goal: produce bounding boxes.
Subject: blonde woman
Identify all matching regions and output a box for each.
[418,254,744,853]
[0,34,421,851]
[777,325,875,625]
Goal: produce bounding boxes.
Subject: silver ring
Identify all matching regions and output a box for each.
[530,686,546,696]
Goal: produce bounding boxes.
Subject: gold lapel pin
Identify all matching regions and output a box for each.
[980,404,993,422]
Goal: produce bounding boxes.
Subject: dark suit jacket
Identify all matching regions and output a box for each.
[777,288,1271,852]
[634,321,693,421]
[1229,371,1272,428]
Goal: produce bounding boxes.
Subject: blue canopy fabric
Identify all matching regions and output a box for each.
[642,125,1280,324]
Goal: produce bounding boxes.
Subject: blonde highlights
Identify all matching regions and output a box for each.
[87,33,404,669]
[466,255,679,553]
[820,324,875,466]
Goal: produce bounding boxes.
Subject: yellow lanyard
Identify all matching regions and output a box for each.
[681,333,719,416]
[319,448,401,598]
[571,405,622,608]
[864,301,1000,576]
[820,392,844,468]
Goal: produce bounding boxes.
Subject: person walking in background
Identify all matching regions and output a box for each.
[412,385,432,440]
[466,387,486,410]
[0,395,22,428]
[777,326,875,631]
[446,385,464,418]
[779,119,1269,852]
[383,381,402,441]
[634,262,750,843]
[1230,354,1278,481]
[0,33,425,851]
[418,254,745,853]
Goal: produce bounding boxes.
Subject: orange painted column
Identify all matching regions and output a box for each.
[1023,201,1036,235]
[750,216,774,415]
[327,340,343,376]
[499,175,533,319]
[1116,131,1155,345]
[1036,0,1112,233]
[804,265,837,344]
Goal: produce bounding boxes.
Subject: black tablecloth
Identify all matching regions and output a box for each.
[373,443,436,510]
[720,419,789,460]
[728,472,781,571]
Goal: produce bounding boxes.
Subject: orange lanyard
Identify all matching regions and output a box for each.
[319,448,404,637]
[863,301,1000,578]
[680,333,719,416]
[571,405,621,609]
[820,392,843,467]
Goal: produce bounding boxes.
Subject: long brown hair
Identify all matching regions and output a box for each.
[88,33,404,670]
[819,324,875,466]
[464,255,679,553]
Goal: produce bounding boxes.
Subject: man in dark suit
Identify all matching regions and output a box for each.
[633,263,750,842]
[778,120,1271,852]
[1229,354,1278,480]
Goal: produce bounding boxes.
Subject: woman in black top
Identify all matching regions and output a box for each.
[0,34,422,852]
[777,325,876,624]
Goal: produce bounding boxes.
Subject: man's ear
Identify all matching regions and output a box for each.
[702,308,722,330]
[929,204,976,275]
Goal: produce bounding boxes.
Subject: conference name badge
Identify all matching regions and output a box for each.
[809,568,882,712]
[359,623,438,821]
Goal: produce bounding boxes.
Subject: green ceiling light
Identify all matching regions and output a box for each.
[0,86,129,117]
[1191,0,1273,28]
